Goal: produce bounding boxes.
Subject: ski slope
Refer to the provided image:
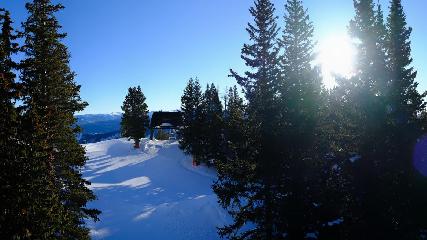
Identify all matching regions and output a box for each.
[83,138,231,239]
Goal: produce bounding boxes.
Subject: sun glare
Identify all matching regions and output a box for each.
[317,34,357,88]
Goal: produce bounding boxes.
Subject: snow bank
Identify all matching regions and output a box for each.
[83,138,231,240]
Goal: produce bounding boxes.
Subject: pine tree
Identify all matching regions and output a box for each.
[279,0,314,80]
[349,0,389,96]
[200,83,223,164]
[375,3,388,59]
[215,0,282,238]
[318,76,365,239]
[334,0,427,238]
[277,0,317,237]
[386,0,426,128]
[0,8,28,238]
[335,1,390,238]
[275,1,342,238]
[214,87,249,236]
[381,0,427,236]
[327,3,386,234]
[222,86,245,159]
[19,0,100,238]
[121,86,150,148]
[179,78,206,163]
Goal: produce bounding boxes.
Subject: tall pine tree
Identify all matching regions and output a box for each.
[200,83,223,164]
[276,0,339,238]
[386,0,426,130]
[179,78,205,163]
[0,8,29,238]
[215,0,283,238]
[334,0,427,238]
[121,86,150,148]
[222,85,246,160]
[334,1,388,238]
[380,0,427,237]
[19,0,99,238]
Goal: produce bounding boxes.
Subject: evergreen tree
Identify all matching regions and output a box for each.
[375,3,388,60]
[326,3,386,232]
[19,0,100,238]
[215,0,283,238]
[279,0,314,80]
[200,83,223,164]
[222,86,246,159]
[179,78,205,163]
[276,1,342,238]
[320,82,359,239]
[0,8,27,238]
[380,0,427,237]
[334,0,427,238]
[334,1,390,238]
[349,0,389,96]
[214,86,249,237]
[386,0,426,128]
[121,86,150,148]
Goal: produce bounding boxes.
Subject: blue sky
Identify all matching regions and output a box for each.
[2,0,426,114]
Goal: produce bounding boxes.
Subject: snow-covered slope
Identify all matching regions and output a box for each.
[83,138,230,239]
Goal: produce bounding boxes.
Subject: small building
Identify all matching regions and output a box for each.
[149,111,183,140]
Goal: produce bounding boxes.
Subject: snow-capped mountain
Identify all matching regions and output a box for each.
[75,111,166,143]
[76,113,123,143]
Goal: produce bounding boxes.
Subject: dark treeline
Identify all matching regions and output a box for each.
[179,0,427,239]
[0,0,99,239]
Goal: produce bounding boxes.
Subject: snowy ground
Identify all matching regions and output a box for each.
[82,138,231,239]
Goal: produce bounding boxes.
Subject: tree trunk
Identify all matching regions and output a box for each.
[134,139,140,149]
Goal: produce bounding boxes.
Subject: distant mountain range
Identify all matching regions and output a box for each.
[76,113,122,144]
[76,112,158,144]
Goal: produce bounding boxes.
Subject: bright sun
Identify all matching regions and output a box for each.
[317,34,357,88]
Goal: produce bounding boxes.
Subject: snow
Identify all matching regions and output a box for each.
[83,138,231,239]
[89,176,151,190]
[327,218,344,226]
[349,154,361,163]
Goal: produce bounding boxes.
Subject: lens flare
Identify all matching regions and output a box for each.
[413,135,427,176]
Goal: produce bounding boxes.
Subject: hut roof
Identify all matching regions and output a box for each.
[150,111,182,128]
